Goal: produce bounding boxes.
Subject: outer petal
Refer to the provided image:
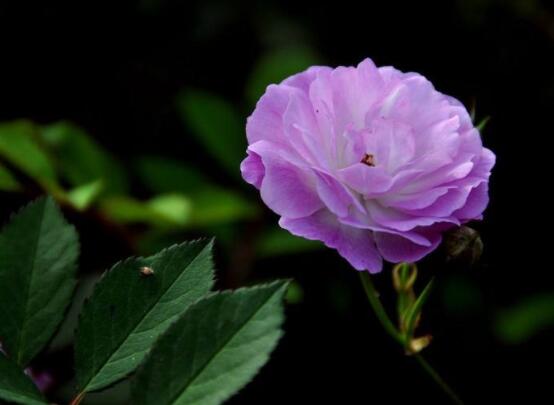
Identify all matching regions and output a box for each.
[240,150,265,189]
[374,230,442,263]
[252,142,323,219]
[453,182,490,221]
[246,84,289,144]
[282,66,332,93]
[280,209,383,272]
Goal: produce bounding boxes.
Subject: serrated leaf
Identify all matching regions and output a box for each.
[132,280,289,405]
[0,121,60,194]
[176,90,245,175]
[246,46,319,104]
[0,197,79,367]
[39,121,128,194]
[75,240,215,393]
[0,353,48,405]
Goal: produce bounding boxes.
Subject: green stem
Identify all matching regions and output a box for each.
[414,354,464,405]
[358,271,464,405]
[358,272,404,345]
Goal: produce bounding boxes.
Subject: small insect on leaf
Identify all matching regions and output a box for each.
[139,266,155,277]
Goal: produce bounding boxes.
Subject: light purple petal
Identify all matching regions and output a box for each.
[454,182,490,220]
[374,231,442,263]
[246,84,289,145]
[366,200,458,231]
[379,187,450,210]
[314,170,364,217]
[240,150,265,189]
[338,164,393,197]
[401,186,472,217]
[280,209,383,272]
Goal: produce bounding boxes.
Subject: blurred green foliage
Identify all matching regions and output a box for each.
[40,122,128,195]
[442,275,483,314]
[0,162,20,191]
[0,121,60,194]
[177,89,245,175]
[0,47,323,263]
[495,294,554,344]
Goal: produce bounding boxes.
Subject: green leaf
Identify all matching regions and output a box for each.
[0,121,60,194]
[148,194,193,226]
[132,280,289,405]
[187,188,258,227]
[494,293,554,344]
[100,195,192,228]
[101,191,257,229]
[66,179,104,211]
[39,121,128,194]
[135,157,257,225]
[246,46,319,104]
[476,116,490,132]
[136,156,210,194]
[0,353,48,405]
[404,278,435,339]
[0,162,21,191]
[176,90,245,175]
[75,239,215,393]
[0,197,79,367]
[285,280,304,304]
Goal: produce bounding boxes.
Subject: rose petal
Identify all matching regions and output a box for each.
[454,182,490,221]
[256,147,323,219]
[280,209,383,272]
[338,163,393,197]
[314,170,365,217]
[374,231,442,263]
[240,150,265,189]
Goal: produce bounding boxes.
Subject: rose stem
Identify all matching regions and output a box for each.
[358,271,464,405]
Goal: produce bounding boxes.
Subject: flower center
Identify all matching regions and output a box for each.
[361,153,376,167]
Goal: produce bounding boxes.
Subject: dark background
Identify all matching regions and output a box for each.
[1,0,553,404]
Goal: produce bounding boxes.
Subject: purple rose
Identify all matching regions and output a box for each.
[241,58,495,272]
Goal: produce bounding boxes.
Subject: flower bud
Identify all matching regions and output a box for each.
[443,226,483,265]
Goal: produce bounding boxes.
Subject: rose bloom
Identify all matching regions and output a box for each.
[241,58,495,272]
